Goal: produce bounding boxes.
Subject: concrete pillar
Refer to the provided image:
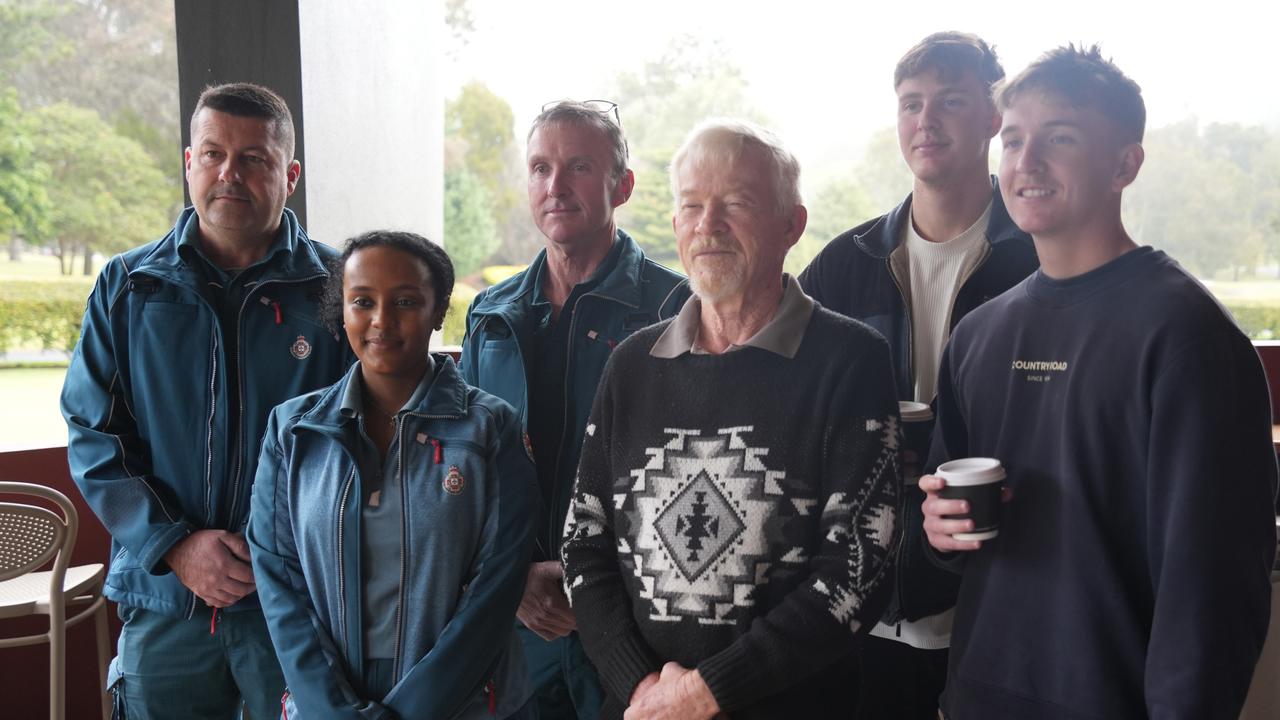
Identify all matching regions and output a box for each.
[174,0,443,245]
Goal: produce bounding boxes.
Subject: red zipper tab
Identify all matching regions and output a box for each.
[280,691,289,720]
[486,679,496,714]
[210,608,219,635]
[430,438,443,464]
[272,301,282,325]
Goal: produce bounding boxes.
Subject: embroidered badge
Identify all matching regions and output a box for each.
[290,335,312,359]
[523,432,535,461]
[443,465,465,495]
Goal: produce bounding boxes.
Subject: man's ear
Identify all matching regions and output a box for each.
[985,101,1003,139]
[783,204,808,250]
[612,168,635,207]
[286,160,302,197]
[1112,142,1144,192]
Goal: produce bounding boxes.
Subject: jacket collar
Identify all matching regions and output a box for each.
[855,176,1023,259]
[294,354,469,438]
[128,206,330,286]
[471,228,648,315]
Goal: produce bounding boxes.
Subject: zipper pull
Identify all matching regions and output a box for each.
[259,296,282,324]
[430,438,443,464]
[210,608,219,635]
[486,679,496,715]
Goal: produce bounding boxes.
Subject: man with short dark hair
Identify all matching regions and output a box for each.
[461,100,689,720]
[62,82,353,718]
[799,31,1038,719]
[921,46,1276,718]
[562,119,901,720]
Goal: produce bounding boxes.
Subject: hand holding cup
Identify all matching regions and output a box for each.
[921,457,1008,552]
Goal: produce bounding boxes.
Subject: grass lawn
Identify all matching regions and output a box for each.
[0,367,69,451]
[1202,279,1280,305]
[0,251,102,281]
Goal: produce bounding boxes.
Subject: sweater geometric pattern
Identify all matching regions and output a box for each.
[628,425,793,625]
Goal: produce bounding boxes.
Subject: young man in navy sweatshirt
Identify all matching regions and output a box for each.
[920,46,1277,719]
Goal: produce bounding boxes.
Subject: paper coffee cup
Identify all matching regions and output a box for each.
[937,457,1005,541]
[899,401,933,485]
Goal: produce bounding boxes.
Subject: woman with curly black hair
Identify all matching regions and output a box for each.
[248,230,536,719]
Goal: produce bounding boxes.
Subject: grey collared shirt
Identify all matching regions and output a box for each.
[338,357,435,659]
[650,273,815,359]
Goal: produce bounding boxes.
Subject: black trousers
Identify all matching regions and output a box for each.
[855,633,949,720]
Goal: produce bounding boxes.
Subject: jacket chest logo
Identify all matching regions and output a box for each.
[290,334,312,359]
[443,465,465,495]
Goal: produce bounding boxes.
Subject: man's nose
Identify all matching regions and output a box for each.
[547,168,569,197]
[695,203,726,236]
[217,157,242,184]
[918,101,941,131]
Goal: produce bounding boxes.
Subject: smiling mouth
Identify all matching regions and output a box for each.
[1017,188,1055,198]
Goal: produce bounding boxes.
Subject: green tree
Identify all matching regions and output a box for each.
[444,168,498,278]
[609,36,766,265]
[5,0,182,226]
[0,88,52,260]
[786,176,878,274]
[1124,119,1277,278]
[29,102,170,275]
[445,82,527,265]
[856,127,914,212]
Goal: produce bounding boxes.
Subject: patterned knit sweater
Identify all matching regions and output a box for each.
[562,307,902,719]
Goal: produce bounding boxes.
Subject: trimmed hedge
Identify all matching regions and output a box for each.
[0,278,483,355]
[1223,304,1280,340]
[0,280,92,353]
[7,281,1273,353]
[441,282,478,348]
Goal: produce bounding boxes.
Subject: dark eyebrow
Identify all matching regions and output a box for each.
[197,139,271,154]
[346,283,426,292]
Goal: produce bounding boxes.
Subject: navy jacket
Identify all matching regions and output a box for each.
[799,180,1038,621]
[460,230,689,560]
[61,207,353,616]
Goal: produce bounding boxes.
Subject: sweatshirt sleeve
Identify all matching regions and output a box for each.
[60,257,194,573]
[247,410,392,720]
[693,338,902,712]
[383,404,536,719]
[562,353,664,706]
[1143,333,1276,719]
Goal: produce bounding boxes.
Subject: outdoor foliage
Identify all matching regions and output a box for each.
[441,281,479,347]
[444,168,499,278]
[29,102,171,274]
[1126,119,1280,279]
[0,278,89,352]
[1,0,179,273]
[445,81,531,267]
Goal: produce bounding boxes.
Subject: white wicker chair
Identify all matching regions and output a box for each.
[0,481,110,720]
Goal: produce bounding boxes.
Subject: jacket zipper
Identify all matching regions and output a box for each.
[190,332,219,620]
[225,273,325,531]
[547,291,633,557]
[885,258,916,394]
[882,242,992,623]
[392,415,408,680]
[336,465,356,649]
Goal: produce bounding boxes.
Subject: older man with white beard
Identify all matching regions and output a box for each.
[560,119,903,720]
